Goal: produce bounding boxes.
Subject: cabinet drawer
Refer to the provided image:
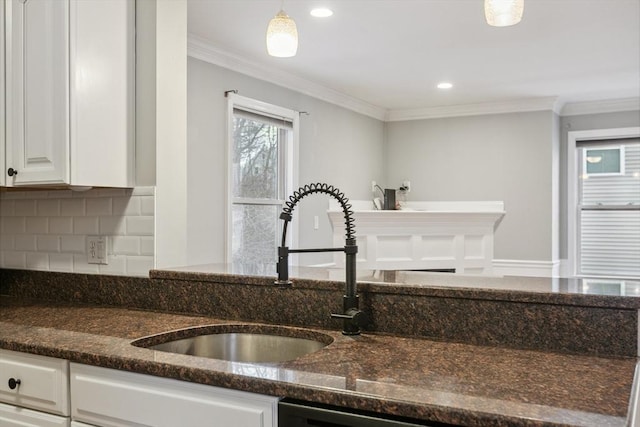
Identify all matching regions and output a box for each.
[0,349,70,416]
[71,363,279,427]
[0,402,69,427]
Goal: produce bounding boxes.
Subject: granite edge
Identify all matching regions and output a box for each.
[0,337,627,427]
[150,269,640,310]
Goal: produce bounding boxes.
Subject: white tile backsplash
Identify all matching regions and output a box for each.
[37,199,61,216]
[49,217,73,234]
[0,199,14,216]
[0,186,155,277]
[14,235,36,251]
[61,199,86,216]
[126,255,154,276]
[111,236,140,255]
[26,217,48,234]
[26,252,49,270]
[86,198,112,216]
[113,197,141,216]
[4,251,26,268]
[73,254,100,273]
[3,217,26,234]
[3,192,25,199]
[60,235,86,253]
[126,216,154,236]
[98,255,127,275]
[131,187,154,196]
[73,217,99,235]
[0,235,14,251]
[49,253,74,272]
[100,216,127,235]
[14,200,37,216]
[140,236,154,256]
[36,236,60,252]
[140,196,155,216]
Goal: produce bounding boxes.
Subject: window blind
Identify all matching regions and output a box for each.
[233,107,294,129]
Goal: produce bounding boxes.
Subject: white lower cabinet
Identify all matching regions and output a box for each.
[70,363,279,427]
[0,402,69,427]
[0,350,279,427]
[0,349,70,427]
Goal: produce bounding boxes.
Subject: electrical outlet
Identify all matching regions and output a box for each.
[371,180,377,192]
[87,235,108,265]
[402,180,411,192]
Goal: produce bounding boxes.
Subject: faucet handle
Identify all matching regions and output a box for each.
[275,246,293,286]
[331,308,369,335]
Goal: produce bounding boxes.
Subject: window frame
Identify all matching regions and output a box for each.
[566,127,640,278]
[225,93,299,264]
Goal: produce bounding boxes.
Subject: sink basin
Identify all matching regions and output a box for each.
[132,324,333,363]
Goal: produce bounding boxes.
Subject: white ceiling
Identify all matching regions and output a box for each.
[187,0,640,115]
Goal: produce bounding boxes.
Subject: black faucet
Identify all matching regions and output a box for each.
[275,183,367,335]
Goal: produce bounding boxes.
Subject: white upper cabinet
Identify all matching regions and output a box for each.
[5,0,69,185]
[4,0,135,188]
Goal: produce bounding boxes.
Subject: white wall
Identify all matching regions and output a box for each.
[187,58,385,265]
[385,111,557,265]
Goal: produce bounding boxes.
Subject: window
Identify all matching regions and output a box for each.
[227,95,298,265]
[576,140,640,278]
[567,128,640,279]
[582,146,625,177]
[582,279,640,296]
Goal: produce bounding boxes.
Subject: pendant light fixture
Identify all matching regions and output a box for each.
[484,0,524,27]
[266,2,298,58]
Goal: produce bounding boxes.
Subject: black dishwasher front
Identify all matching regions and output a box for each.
[278,399,456,427]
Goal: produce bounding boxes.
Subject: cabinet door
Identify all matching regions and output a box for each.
[0,402,69,427]
[5,0,70,185]
[69,0,135,188]
[0,349,70,416]
[71,364,278,427]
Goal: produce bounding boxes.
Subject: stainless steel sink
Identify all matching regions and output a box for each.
[133,324,333,363]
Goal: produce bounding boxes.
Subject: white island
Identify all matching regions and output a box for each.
[328,200,505,275]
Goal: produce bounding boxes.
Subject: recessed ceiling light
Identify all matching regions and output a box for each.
[437,82,453,89]
[310,8,333,18]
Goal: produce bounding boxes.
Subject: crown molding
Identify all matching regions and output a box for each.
[560,97,640,117]
[187,35,637,123]
[385,97,562,122]
[187,34,388,121]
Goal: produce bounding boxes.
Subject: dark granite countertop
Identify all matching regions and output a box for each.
[0,297,636,427]
[151,263,640,309]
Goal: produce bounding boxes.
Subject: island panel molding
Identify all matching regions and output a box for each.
[328,201,505,275]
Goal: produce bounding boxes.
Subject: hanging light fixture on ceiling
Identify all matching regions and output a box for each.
[484,0,524,27]
[266,2,298,58]
[586,156,603,164]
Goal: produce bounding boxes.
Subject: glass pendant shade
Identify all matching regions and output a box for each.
[266,10,298,57]
[484,0,524,27]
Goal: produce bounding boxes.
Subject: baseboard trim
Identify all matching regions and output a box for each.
[493,259,561,277]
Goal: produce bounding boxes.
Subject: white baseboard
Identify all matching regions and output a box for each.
[557,259,572,277]
[493,259,561,277]
[311,259,563,278]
